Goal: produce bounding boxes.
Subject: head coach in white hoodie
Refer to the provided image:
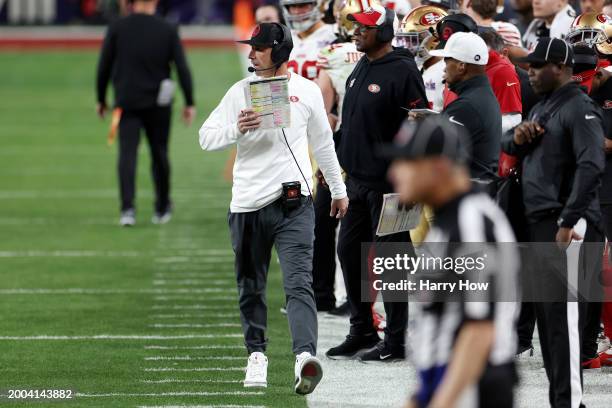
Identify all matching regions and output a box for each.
[199,22,348,395]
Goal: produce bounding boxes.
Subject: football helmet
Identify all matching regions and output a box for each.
[333,0,365,40]
[597,21,612,55]
[566,12,610,47]
[281,0,327,33]
[396,5,447,54]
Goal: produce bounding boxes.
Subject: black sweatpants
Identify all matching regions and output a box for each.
[118,106,172,213]
[312,179,340,310]
[337,177,408,349]
[527,216,603,408]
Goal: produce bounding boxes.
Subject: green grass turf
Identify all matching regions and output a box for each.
[0,49,307,407]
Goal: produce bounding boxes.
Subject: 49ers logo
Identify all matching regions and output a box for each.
[368,84,381,93]
[290,96,299,103]
[597,14,609,23]
[442,26,454,40]
[420,12,443,26]
[252,25,261,37]
[604,100,612,109]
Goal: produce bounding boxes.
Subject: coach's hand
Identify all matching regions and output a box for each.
[330,196,349,219]
[513,121,544,145]
[556,227,583,250]
[96,102,107,119]
[238,108,262,134]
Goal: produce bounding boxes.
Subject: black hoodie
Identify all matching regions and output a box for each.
[337,48,427,192]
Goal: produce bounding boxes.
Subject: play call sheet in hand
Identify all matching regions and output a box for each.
[244,75,291,130]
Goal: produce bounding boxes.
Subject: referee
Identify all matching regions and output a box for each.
[199,22,347,394]
[381,116,519,408]
[96,0,195,226]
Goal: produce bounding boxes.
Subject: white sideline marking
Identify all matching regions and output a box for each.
[153,296,235,302]
[143,367,244,372]
[144,345,243,350]
[0,249,232,258]
[0,334,242,340]
[137,405,265,408]
[76,391,261,398]
[155,257,233,264]
[154,272,227,278]
[0,288,230,295]
[149,313,238,319]
[144,356,243,361]
[149,324,240,329]
[152,305,235,310]
[140,379,242,384]
[153,279,232,286]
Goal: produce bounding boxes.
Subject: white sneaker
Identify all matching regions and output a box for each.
[119,209,135,227]
[244,352,267,388]
[597,336,611,354]
[151,211,172,225]
[294,352,322,395]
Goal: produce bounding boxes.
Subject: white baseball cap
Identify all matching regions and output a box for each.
[429,32,489,65]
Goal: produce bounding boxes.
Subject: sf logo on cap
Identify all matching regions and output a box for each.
[442,27,454,40]
[252,25,261,37]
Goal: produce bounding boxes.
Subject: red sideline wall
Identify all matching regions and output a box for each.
[0,26,236,50]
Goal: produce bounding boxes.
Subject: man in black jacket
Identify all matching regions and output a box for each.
[326,3,428,362]
[96,0,195,226]
[430,31,502,179]
[501,38,605,408]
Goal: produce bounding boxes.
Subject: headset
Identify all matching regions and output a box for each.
[247,23,294,73]
[377,7,396,43]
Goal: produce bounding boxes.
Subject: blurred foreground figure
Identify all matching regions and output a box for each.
[96,0,195,226]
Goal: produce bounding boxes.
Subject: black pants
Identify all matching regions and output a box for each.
[528,216,603,408]
[312,179,340,310]
[337,177,408,349]
[517,302,536,351]
[118,106,171,213]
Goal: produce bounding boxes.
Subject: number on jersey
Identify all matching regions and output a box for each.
[287,60,319,80]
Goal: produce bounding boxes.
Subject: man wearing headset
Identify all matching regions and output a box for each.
[199,22,348,394]
[327,2,428,362]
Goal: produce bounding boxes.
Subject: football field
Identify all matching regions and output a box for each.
[0,48,610,408]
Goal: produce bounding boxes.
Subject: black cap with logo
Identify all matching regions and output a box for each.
[237,23,285,47]
[377,115,470,163]
[517,37,575,67]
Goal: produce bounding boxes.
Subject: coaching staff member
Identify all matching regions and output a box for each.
[429,31,502,179]
[326,3,428,362]
[381,116,519,408]
[199,23,347,394]
[96,0,195,226]
[502,38,605,408]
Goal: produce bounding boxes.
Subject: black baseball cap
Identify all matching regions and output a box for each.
[517,37,575,67]
[377,115,470,163]
[436,13,478,49]
[237,23,284,47]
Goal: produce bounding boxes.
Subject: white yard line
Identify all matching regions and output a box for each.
[148,324,240,329]
[152,296,236,302]
[0,249,233,258]
[140,379,242,384]
[0,334,242,340]
[144,356,243,361]
[137,405,265,408]
[151,305,235,310]
[148,313,238,319]
[0,288,232,295]
[152,279,232,286]
[76,391,261,397]
[142,367,245,372]
[144,345,243,350]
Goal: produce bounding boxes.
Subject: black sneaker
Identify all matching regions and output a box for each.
[516,344,534,358]
[327,301,350,317]
[358,341,405,363]
[325,333,380,360]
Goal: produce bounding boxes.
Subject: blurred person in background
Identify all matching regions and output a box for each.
[96,0,195,226]
[281,0,337,80]
[506,0,534,34]
[460,0,524,47]
[605,0,612,16]
[255,2,285,24]
[581,0,606,13]
[523,0,576,50]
